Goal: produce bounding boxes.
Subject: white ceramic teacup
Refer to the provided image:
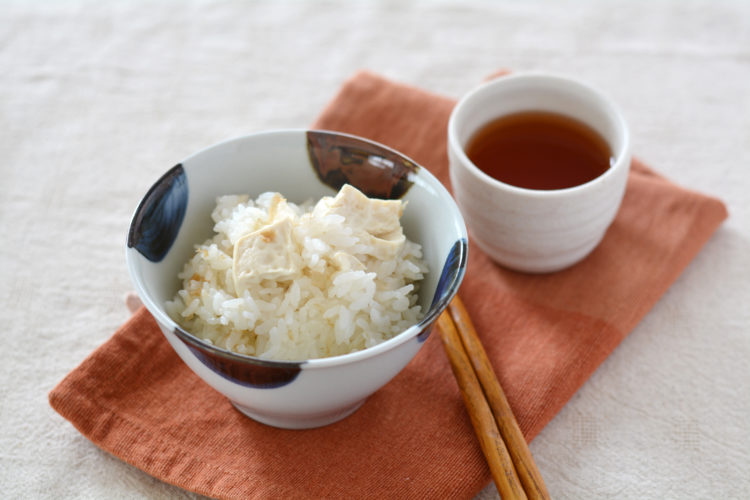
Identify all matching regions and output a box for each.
[447,73,631,273]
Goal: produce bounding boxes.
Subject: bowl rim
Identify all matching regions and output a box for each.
[126,128,468,370]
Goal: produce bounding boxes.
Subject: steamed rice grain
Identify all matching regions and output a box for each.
[166,185,428,361]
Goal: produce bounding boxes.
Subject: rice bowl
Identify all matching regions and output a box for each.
[126,129,467,428]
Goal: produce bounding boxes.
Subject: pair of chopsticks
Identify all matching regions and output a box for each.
[437,295,550,500]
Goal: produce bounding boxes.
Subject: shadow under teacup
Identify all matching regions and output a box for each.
[447,73,631,273]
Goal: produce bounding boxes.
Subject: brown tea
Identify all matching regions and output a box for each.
[465,111,613,190]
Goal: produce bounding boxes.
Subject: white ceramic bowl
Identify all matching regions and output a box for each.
[126,130,467,429]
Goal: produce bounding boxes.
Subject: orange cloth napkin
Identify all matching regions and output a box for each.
[49,71,728,500]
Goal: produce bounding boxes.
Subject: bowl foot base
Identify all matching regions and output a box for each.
[231,399,365,429]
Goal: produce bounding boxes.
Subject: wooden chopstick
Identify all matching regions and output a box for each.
[447,296,550,500]
[436,311,526,499]
[437,295,550,500]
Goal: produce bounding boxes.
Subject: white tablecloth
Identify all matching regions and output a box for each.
[2,1,748,498]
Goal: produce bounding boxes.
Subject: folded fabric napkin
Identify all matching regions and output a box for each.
[49,71,728,500]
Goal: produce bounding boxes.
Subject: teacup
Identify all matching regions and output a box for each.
[447,73,631,273]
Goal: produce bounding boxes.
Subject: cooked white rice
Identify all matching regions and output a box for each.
[166,185,428,361]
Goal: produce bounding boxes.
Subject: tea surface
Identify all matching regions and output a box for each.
[466,111,612,190]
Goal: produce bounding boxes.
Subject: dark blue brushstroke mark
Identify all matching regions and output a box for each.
[128,164,188,262]
[306,130,418,199]
[417,238,468,342]
[174,327,303,389]
[430,238,468,309]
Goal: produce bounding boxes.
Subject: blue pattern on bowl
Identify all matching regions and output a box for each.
[306,130,418,199]
[127,164,188,262]
[417,238,468,342]
[174,326,303,388]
